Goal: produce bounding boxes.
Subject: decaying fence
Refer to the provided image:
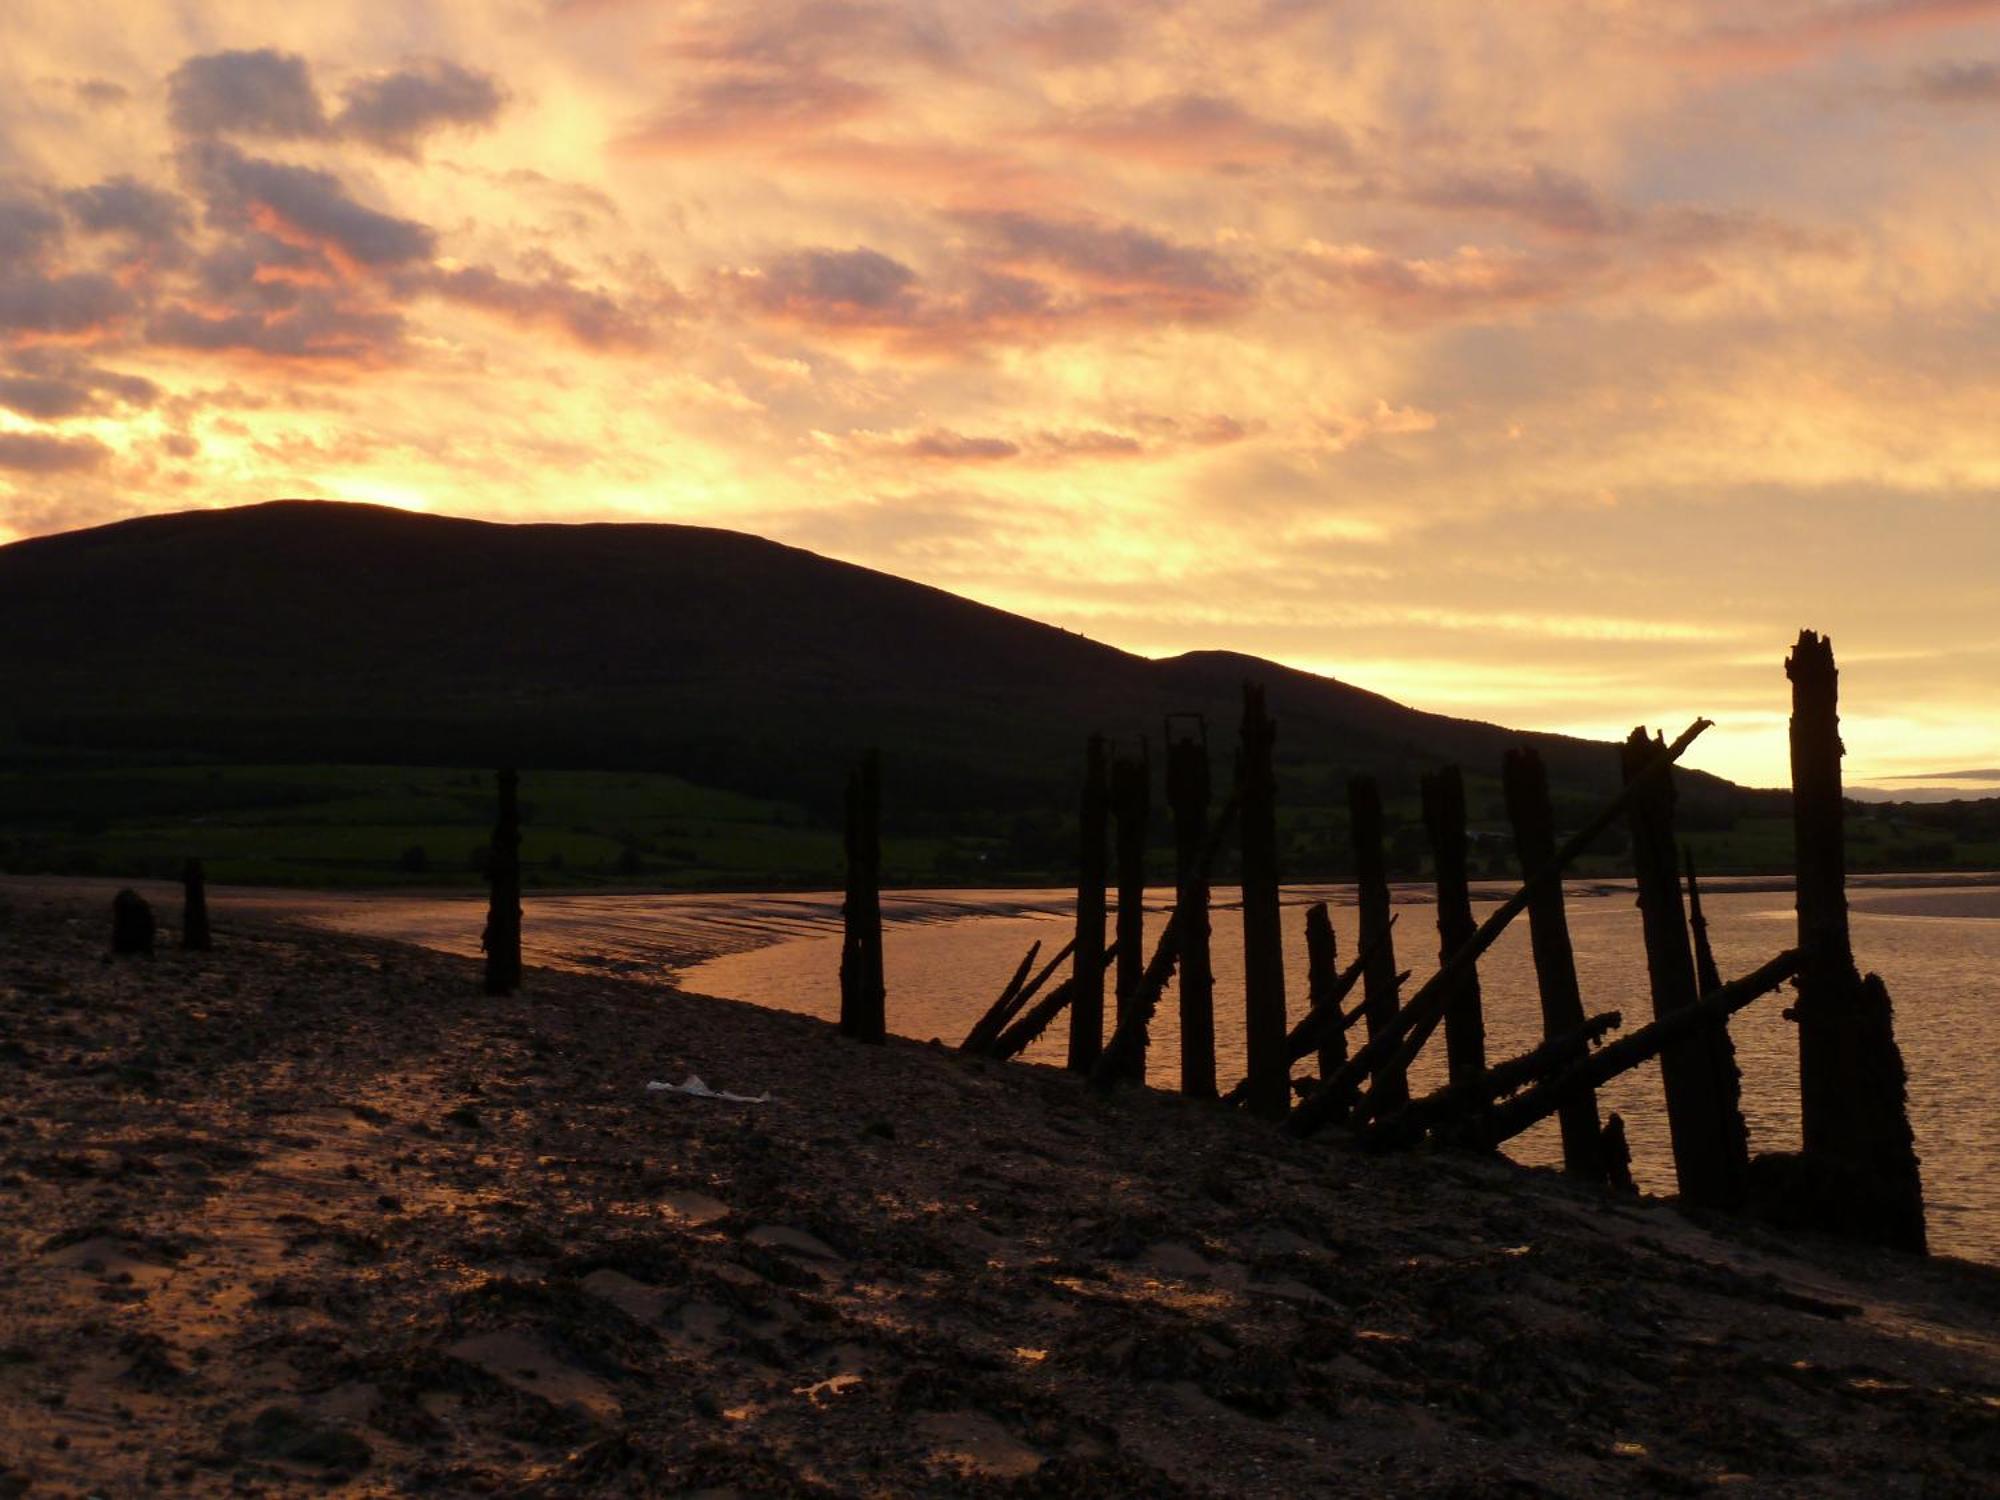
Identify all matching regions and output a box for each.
[466,628,1927,1255]
[944,632,1929,1253]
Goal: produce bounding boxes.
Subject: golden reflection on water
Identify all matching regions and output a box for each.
[679,881,2000,1266]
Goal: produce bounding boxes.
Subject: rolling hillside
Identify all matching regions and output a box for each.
[0,501,1787,884]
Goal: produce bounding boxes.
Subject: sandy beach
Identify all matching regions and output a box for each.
[2,883,1996,1497]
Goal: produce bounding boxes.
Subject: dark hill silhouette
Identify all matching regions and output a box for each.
[0,501,1755,829]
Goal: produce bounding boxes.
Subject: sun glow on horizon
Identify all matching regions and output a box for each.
[1,2,1996,791]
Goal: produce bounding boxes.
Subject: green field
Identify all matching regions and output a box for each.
[2,757,1992,891]
[0,761,967,889]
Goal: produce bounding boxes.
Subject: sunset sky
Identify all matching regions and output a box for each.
[3,1,1997,791]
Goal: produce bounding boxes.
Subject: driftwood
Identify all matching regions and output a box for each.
[1238,685,1288,1120]
[1287,717,1713,1138]
[992,939,1122,1061]
[1785,631,1926,1251]
[1459,949,1799,1154]
[1504,747,1605,1180]
[1167,727,1216,1098]
[1623,727,1747,1210]
[181,858,211,953]
[482,768,522,997]
[1422,766,1486,1088]
[1090,792,1241,1090]
[1068,734,1109,1073]
[960,939,1043,1053]
[1364,1009,1624,1152]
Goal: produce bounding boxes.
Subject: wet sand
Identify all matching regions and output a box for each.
[2,884,1997,1497]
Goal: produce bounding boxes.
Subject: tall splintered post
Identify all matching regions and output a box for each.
[1166,719,1215,1098]
[1421,766,1486,1088]
[839,751,886,1043]
[1110,747,1150,1084]
[1787,631,1926,1250]
[1238,684,1289,1120]
[1349,775,1408,1113]
[483,768,522,997]
[1068,734,1109,1073]
[1622,729,1747,1210]
[1502,748,1605,1180]
[181,857,211,953]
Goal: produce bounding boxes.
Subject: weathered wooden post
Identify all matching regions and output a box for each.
[1067,734,1109,1073]
[1502,748,1605,1180]
[1110,747,1150,1084]
[181,858,211,952]
[1421,766,1486,1088]
[839,751,886,1043]
[1166,720,1215,1098]
[482,768,522,997]
[1785,631,1925,1251]
[112,888,155,955]
[1238,684,1289,1120]
[1622,729,1747,1210]
[1303,902,1344,1079]
[1684,847,1722,996]
[1349,775,1408,1114]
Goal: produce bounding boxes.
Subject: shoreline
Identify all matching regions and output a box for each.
[3,881,1997,1496]
[8,869,2000,903]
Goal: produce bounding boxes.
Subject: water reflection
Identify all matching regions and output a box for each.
[681,880,2000,1266]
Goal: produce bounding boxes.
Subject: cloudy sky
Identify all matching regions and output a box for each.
[3,1,1997,790]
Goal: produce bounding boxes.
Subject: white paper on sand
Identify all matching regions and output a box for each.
[645,1073,770,1104]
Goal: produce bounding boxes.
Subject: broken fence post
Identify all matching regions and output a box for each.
[1304,902,1344,1080]
[1684,846,1722,997]
[1502,747,1606,1182]
[1622,728,1748,1210]
[1068,733,1109,1074]
[1421,766,1486,1089]
[838,750,886,1043]
[1349,774,1408,1114]
[1167,720,1216,1099]
[1094,794,1240,1090]
[1238,684,1289,1121]
[181,857,211,953]
[1785,630,1926,1251]
[1111,746,1150,1085]
[482,768,522,997]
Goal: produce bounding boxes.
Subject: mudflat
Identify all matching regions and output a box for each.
[1,886,1995,1497]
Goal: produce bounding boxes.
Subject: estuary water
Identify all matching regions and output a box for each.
[248,874,1998,1264]
[677,878,2000,1266]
